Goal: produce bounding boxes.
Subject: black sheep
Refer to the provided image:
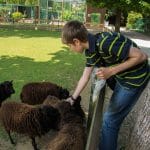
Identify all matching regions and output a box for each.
[0,101,60,150]
[0,80,15,106]
[20,82,69,105]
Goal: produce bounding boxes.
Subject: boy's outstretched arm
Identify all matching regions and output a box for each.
[65,66,93,105]
[96,47,148,80]
[72,66,93,99]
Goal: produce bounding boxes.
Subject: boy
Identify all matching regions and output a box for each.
[62,20,149,150]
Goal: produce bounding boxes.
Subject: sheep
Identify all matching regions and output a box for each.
[47,123,86,150]
[0,80,15,106]
[0,101,61,150]
[20,82,69,105]
[43,95,86,150]
[43,95,85,126]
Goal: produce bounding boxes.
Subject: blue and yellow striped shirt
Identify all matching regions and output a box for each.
[85,32,150,88]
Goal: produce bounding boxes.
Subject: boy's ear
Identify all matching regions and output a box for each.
[73,38,80,44]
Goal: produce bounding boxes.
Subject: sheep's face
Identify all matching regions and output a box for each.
[1,80,15,96]
[72,96,85,120]
[40,105,61,129]
[46,95,60,101]
[59,88,69,99]
[73,96,82,107]
[58,101,72,114]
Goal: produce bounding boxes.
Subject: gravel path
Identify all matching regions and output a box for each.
[121,29,150,58]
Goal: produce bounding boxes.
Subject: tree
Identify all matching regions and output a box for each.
[86,0,150,32]
[6,0,38,5]
[25,0,38,5]
[0,0,6,4]
[6,0,25,4]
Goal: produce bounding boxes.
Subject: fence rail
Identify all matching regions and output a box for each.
[86,68,106,150]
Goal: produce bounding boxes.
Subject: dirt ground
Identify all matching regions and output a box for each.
[0,129,58,150]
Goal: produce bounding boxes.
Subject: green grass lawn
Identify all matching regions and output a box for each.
[0,29,85,101]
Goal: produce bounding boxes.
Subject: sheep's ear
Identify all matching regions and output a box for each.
[76,96,81,102]
[59,86,63,90]
[63,88,69,94]
[10,80,13,83]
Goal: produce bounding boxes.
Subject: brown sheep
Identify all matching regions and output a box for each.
[43,95,86,150]
[43,95,61,108]
[43,95,85,126]
[0,101,60,150]
[0,80,15,106]
[20,82,69,105]
[47,123,86,150]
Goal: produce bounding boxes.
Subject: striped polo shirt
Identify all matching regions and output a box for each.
[85,32,150,88]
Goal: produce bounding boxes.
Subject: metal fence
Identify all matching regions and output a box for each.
[0,1,86,25]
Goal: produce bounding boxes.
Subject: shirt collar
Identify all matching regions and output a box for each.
[87,33,97,53]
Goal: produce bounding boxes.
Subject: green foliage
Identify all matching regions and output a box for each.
[134,18,144,30]
[73,12,85,22]
[91,13,100,24]
[5,0,38,5]
[86,0,150,16]
[127,12,150,32]
[25,0,38,5]
[0,6,10,16]
[86,0,142,11]
[140,1,150,17]
[12,11,23,20]
[63,10,73,21]
[7,0,26,4]
[0,0,5,4]
[127,11,143,29]
[86,0,150,31]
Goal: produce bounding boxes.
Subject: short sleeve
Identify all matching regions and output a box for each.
[85,49,102,67]
[101,33,133,62]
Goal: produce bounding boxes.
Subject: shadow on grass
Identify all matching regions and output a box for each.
[0,46,85,101]
[0,28,61,38]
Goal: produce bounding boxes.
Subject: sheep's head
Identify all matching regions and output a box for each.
[45,95,60,102]
[59,87,69,99]
[0,80,15,99]
[40,105,61,130]
[73,96,81,107]
[57,101,72,114]
[72,96,85,120]
[43,95,61,107]
[58,100,85,126]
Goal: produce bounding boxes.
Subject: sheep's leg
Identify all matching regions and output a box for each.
[31,137,39,150]
[7,130,15,145]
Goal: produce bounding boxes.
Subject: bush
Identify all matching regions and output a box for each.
[91,13,100,25]
[143,18,150,32]
[127,11,143,29]
[134,18,144,31]
[63,10,73,21]
[12,12,23,22]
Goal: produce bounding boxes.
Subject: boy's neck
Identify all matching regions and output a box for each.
[82,41,89,50]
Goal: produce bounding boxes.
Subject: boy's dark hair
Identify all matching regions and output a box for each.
[62,20,88,44]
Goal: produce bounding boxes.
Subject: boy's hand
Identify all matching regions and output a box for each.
[65,96,75,105]
[96,67,114,79]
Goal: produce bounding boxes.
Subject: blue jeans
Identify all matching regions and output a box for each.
[99,81,148,150]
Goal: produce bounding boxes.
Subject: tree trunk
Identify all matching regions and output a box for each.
[115,9,121,32]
